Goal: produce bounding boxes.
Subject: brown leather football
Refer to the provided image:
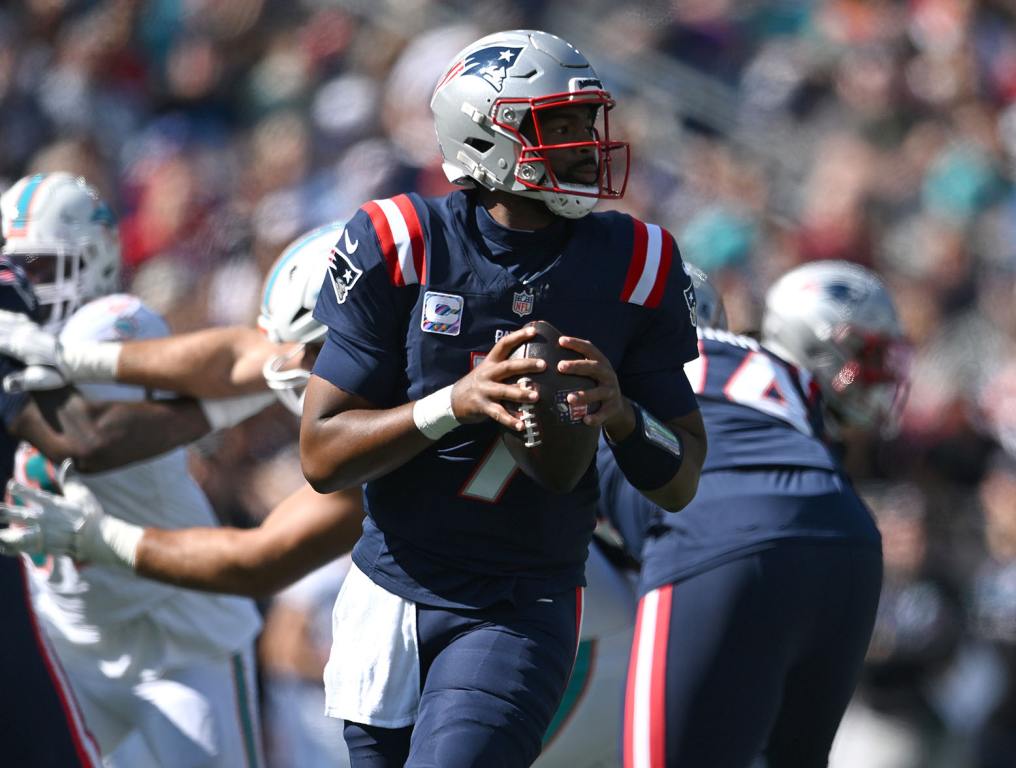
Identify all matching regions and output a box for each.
[501,320,600,493]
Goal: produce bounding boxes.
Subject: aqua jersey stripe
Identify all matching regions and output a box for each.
[11,174,45,231]
[231,652,262,768]
[543,639,597,746]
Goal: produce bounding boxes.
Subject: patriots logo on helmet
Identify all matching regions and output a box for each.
[327,247,363,305]
[824,280,866,304]
[435,45,523,93]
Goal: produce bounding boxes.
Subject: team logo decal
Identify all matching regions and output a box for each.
[328,247,363,305]
[555,390,588,424]
[421,291,464,336]
[684,283,698,328]
[512,289,534,318]
[435,45,523,93]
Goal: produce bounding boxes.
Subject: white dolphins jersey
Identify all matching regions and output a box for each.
[16,294,261,659]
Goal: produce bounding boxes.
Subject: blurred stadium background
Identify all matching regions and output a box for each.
[3,1,1016,766]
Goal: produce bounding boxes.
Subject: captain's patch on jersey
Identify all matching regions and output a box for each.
[421,291,464,336]
[328,247,363,305]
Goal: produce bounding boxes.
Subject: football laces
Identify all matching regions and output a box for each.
[517,377,542,448]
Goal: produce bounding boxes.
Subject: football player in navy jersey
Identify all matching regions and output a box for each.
[300,29,706,768]
[603,262,909,768]
[0,259,102,767]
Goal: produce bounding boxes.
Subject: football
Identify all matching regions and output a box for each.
[501,320,600,493]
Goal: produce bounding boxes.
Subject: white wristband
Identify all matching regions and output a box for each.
[86,515,144,569]
[57,341,122,382]
[199,392,276,431]
[413,385,459,440]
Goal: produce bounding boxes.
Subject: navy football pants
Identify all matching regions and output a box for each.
[344,588,582,768]
[0,557,101,767]
[623,542,881,768]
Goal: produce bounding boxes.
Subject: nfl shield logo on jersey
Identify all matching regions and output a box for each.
[328,247,363,305]
[512,290,534,318]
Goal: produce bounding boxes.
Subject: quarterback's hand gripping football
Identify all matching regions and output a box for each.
[451,325,546,431]
[0,463,141,568]
[556,336,636,440]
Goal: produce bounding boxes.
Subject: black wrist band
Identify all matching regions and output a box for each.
[607,403,684,491]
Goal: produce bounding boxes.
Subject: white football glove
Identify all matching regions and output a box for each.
[0,462,141,568]
[0,309,60,365]
[4,365,68,393]
[0,309,67,392]
[0,309,121,392]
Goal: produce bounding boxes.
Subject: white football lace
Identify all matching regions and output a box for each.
[517,377,542,448]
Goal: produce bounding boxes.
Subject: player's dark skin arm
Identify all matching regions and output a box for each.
[301,326,545,493]
[135,484,364,598]
[8,388,211,474]
[559,336,707,512]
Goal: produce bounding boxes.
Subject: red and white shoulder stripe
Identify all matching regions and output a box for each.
[620,219,675,309]
[360,195,427,287]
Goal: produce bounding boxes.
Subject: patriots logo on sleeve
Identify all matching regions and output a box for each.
[327,246,363,305]
[435,46,523,93]
[684,283,698,327]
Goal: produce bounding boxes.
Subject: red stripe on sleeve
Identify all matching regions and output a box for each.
[361,201,403,286]
[644,228,674,309]
[621,218,648,302]
[393,194,427,286]
[649,584,673,768]
[623,596,646,768]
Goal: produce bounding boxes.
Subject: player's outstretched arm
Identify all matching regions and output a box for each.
[9,389,213,473]
[300,326,545,493]
[135,483,364,596]
[115,326,294,398]
[0,311,292,398]
[0,475,364,598]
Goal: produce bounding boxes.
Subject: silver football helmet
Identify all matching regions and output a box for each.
[257,221,343,415]
[0,173,120,330]
[430,29,629,219]
[686,264,727,330]
[762,260,910,429]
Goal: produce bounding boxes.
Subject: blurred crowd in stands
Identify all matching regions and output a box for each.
[3,1,1016,766]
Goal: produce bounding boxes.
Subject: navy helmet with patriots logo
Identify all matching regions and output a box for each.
[431,29,630,220]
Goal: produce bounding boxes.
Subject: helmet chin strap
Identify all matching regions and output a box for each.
[262,346,310,416]
[540,188,599,219]
[513,173,600,219]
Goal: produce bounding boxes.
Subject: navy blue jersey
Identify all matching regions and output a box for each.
[313,190,699,609]
[686,327,837,472]
[598,329,880,593]
[0,258,36,479]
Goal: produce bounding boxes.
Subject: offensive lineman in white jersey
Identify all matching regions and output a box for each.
[0,173,266,768]
[0,216,640,768]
